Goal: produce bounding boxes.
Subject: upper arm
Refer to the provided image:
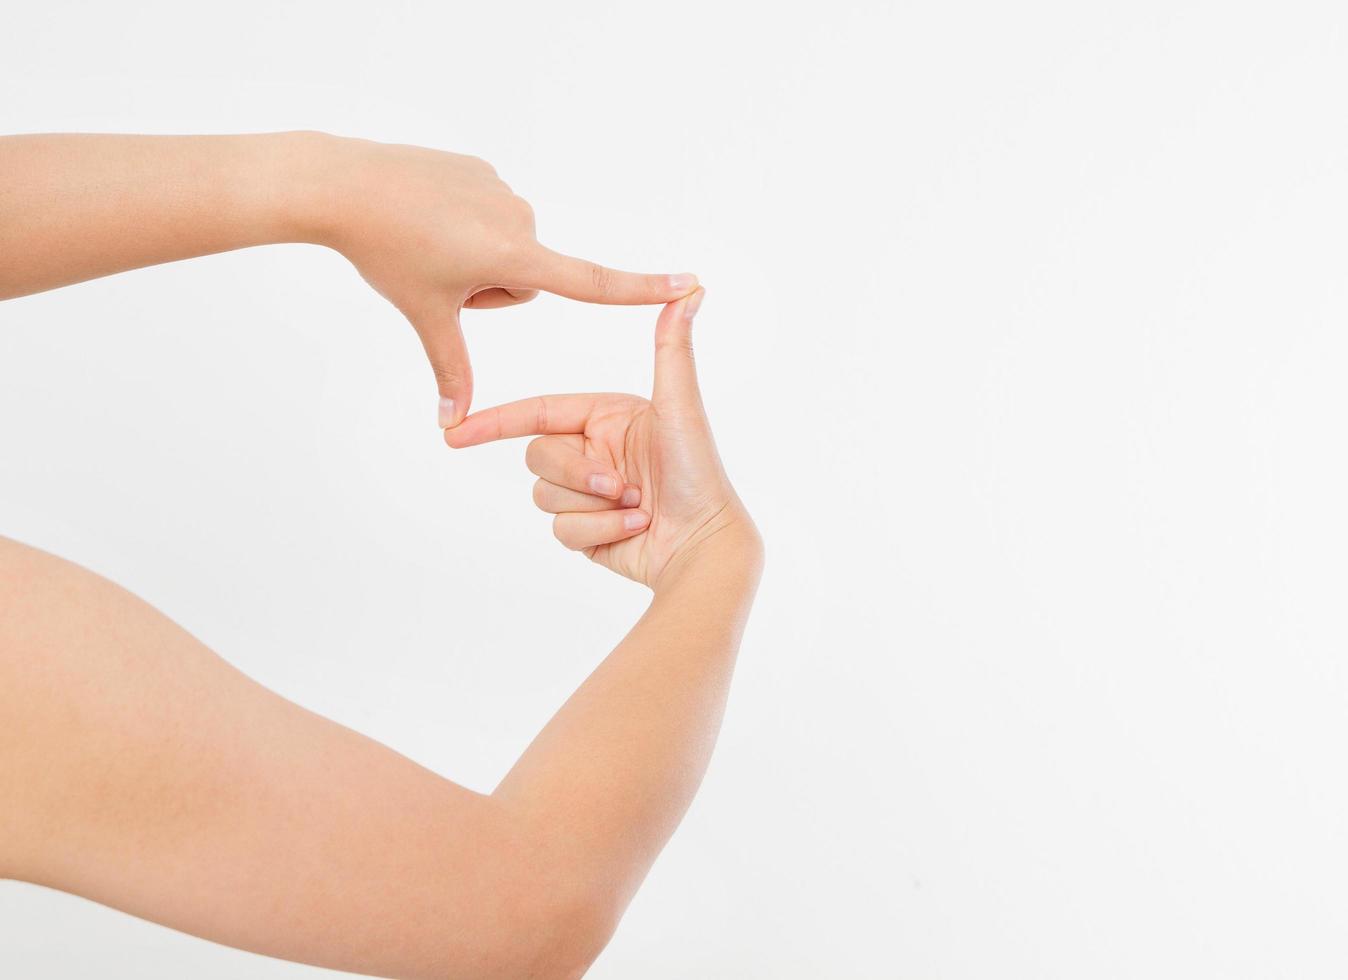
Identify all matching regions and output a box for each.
[0,536,599,979]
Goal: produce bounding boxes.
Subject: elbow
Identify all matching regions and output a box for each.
[461,849,622,980]
[524,892,620,980]
[466,888,617,980]
[427,801,625,980]
[416,887,616,980]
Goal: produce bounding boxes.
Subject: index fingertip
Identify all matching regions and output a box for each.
[442,414,486,449]
[443,425,467,449]
[667,273,699,296]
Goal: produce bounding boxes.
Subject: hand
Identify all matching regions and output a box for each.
[443,290,759,590]
[299,134,698,427]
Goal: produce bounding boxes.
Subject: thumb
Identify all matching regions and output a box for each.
[407,299,473,429]
[652,288,706,414]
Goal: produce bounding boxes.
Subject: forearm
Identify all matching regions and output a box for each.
[492,530,764,929]
[0,132,326,299]
[0,522,763,979]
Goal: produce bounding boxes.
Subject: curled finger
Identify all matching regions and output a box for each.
[526,435,625,499]
[552,510,650,551]
[533,479,641,514]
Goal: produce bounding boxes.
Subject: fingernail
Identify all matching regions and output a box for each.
[624,511,650,531]
[438,397,456,429]
[668,273,698,294]
[684,288,704,320]
[620,486,641,508]
[589,474,619,497]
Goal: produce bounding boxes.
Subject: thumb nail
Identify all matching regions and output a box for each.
[438,397,457,428]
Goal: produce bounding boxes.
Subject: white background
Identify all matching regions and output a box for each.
[2,2,1347,977]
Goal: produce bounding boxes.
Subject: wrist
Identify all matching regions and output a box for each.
[652,512,764,599]
[253,130,350,247]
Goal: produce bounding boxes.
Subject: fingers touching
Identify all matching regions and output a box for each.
[442,287,707,446]
[406,300,473,429]
[443,394,607,449]
[425,250,692,428]
[525,435,645,547]
[522,246,697,306]
[525,435,625,499]
[432,262,699,431]
[534,480,640,514]
[652,288,706,414]
[442,291,711,557]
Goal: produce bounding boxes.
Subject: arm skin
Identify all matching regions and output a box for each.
[0,134,304,297]
[0,295,761,978]
[0,132,697,425]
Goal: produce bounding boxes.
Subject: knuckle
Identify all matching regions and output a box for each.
[510,194,535,225]
[531,478,551,510]
[656,337,696,361]
[498,235,548,281]
[493,195,535,244]
[589,263,615,297]
[467,154,497,176]
[431,361,469,389]
[492,233,532,273]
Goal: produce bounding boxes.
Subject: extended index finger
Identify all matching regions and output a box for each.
[443,394,600,448]
[518,246,697,306]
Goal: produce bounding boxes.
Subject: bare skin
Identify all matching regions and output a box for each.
[0,133,759,976]
[0,131,697,424]
[0,294,761,978]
